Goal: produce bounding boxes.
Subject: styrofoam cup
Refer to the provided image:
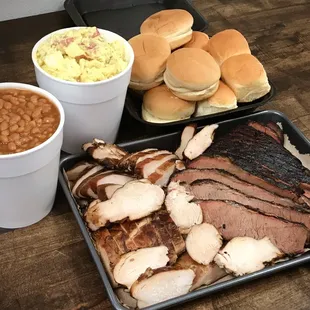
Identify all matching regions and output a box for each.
[0,83,65,228]
[31,27,134,154]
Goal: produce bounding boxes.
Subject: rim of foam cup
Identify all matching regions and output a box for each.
[31,27,135,87]
[0,82,65,159]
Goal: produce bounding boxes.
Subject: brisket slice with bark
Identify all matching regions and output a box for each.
[248,121,283,144]
[190,179,310,236]
[199,200,308,254]
[197,124,310,200]
[171,169,302,209]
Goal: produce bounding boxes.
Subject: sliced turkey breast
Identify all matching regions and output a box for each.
[214,236,283,276]
[175,124,197,160]
[66,161,96,183]
[176,252,227,291]
[82,138,127,169]
[71,165,104,198]
[135,153,177,179]
[113,246,169,289]
[184,124,218,160]
[147,159,177,186]
[130,267,195,308]
[118,148,158,172]
[97,184,123,201]
[85,179,165,230]
[165,181,203,233]
[186,223,223,265]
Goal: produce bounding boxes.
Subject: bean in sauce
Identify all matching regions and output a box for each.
[0,89,60,155]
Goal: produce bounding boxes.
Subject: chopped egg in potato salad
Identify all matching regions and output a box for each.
[36,27,129,82]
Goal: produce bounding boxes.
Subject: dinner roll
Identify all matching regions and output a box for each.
[128,34,171,90]
[206,29,251,66]
[183,31,209,49]
[195,81,237,116]
[140,9,194,50]
[164,48,221,101]
[142,84,196,123]
[221,54,271,102]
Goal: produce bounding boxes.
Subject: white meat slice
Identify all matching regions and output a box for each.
[115,288,137,309]
[66,161,95,182]
[183,124,218,160]
[97,174,134,186]
[97,184,123,201]
[165,181,203,232]
[176,252,227,291]
[85,179,165,231]
[175,124,197,160]
[82,138,127,168]
[105,184,123,199]
[214,236,283,276]
[130,267,195,308]
[186,223,222,265]
[147,159,176,186]
[76,170,114,199]
[136,154,177,179]
[136,150,172,165]
[72,165,104,197]
[113,246,169,289]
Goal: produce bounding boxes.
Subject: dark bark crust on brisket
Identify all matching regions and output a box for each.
[188,124,310,202]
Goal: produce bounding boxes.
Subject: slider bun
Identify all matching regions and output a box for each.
[195,81,237,116]
[221,54,271,103]
[164,48,221,101]
[206,29,251,66]
[129,34,171,90]
[140,9,194,50]
[183,31,209,49]
[142,84,196,123]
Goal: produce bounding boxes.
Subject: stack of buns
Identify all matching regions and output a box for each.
[128,9,271,123]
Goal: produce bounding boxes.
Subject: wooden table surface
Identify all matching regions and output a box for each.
[1,1,310,309]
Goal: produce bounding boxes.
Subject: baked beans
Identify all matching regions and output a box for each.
[0,89,60,155]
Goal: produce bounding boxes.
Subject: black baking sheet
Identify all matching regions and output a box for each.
[125,81,276,127]
[58,110,310,310]
[64,0,208,40]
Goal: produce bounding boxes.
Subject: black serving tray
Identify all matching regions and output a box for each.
[64,0,208,40]
[59,110,310,310]
[125,81,276,127]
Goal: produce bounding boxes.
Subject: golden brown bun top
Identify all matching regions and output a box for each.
[183,31,209,49]
[204,81,237,107]
[166,48,221,87]
[206,29,251,66]
[140,9,194,38]
[129,34,171,82]
[143,84,195,120]
[221,54,267,86]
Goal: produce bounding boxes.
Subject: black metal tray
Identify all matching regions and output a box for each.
[64,0,208,40]
[58,110,310,310]
[125,81,276,127]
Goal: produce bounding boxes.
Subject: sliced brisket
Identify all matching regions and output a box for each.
[188,155,309,204]
[171,168,300,208]
[199,200,308,254]
[248,121,282,144]
[266,121,284,144]
[190,179,310,234]
[199,124,310,197]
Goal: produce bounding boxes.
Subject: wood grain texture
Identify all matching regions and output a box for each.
[0,1,310,309]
